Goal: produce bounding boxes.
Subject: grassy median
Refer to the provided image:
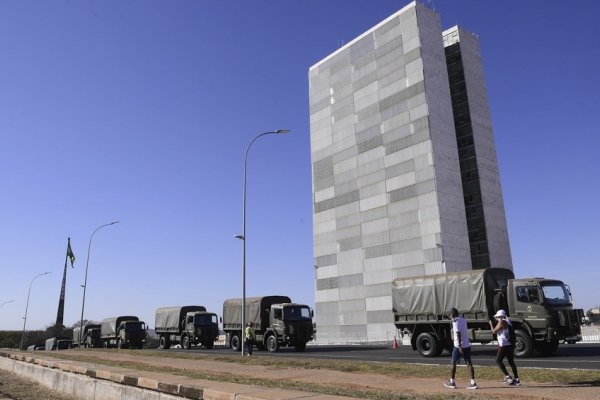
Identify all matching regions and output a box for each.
[40,349,600,400]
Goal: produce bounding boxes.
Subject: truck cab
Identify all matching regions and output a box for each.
[183,311,219,349]
[506,278,583,356]
[268,303,314,352]
[86,326,102,348]
[117,320,146,349]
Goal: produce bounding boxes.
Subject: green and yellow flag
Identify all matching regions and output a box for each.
[67,240,75,268]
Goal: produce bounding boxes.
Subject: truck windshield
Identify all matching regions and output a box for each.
[283,306,311,320]
[195,314,217,325]
[125,322,145,331]
[540,283,571,305]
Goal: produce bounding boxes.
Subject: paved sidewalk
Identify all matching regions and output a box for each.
[2,349,600,399]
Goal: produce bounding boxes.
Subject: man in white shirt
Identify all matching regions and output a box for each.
[444,307,477,389]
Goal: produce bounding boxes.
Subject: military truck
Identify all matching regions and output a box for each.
[100,316,146,349]
[73,323,101,348]
[155,306,219,349]
[45,337,72,351]
[222,296,314,353]
[392,268,584,358]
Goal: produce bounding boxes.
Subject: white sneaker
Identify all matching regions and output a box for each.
[443,380,456,389]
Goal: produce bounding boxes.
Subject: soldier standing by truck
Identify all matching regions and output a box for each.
[489,309,521,386]
[244,322,255,356]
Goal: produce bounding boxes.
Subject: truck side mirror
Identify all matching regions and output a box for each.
[310,309,314,318]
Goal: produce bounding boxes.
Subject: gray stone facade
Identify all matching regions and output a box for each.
[309,2,511,343]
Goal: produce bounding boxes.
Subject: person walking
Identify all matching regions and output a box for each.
[244,322,255,356]
[489,309,521,386]
[444,307,477,390]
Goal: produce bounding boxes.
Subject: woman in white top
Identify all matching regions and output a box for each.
[489,309,520,385]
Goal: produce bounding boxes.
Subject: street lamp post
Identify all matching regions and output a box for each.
[436,243,446,271]
[78,221,119,344]
[0,299,15,309]
[20,272,51,350]
[235,129,290,356]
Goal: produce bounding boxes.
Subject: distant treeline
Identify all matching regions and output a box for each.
[0,325,74,349]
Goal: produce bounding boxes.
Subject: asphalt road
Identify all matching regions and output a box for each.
[164,342,600,370]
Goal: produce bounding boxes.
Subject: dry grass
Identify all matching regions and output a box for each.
[42,349,600,400]
[0,369,78,400]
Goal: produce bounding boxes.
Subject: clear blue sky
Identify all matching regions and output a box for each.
[1,1,598,331]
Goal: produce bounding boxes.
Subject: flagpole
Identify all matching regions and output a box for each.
[55,238,71,328]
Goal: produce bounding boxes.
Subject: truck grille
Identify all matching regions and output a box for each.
[289,323,311,337]
[558,309,584,328]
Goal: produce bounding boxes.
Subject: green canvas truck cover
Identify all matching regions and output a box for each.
[73,327,82,342]
[100,316,139,337]
[392,268,514,317]
[223,296,291,329]
[73,324,100,342]
[155,306,207,332]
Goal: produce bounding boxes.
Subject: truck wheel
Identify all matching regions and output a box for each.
[266,335,279,353]
[158,335,171,349]
[294,342,306,352]
[230,334,242,351]
[514,330,534,358]
[182,335,191,350]
[416,332,439,357]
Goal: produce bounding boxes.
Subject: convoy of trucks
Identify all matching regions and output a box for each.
[72,323,101,348]
[222,296,314,352]
[155,306,219,349]
[392,268,584,357]
[100,316,147,349]
[40,267,585,359]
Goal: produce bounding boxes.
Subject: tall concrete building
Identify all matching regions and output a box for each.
[308,2,512,343]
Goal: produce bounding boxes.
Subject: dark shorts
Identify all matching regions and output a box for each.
[451,346,472,364]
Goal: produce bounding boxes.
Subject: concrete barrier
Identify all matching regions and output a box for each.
[0,350,352,400]
[0,353,182,400]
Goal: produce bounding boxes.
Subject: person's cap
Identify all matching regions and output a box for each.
[494,309,507,318]
[447,307,458,317]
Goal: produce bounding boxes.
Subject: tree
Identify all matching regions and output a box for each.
[70,319,97,328]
